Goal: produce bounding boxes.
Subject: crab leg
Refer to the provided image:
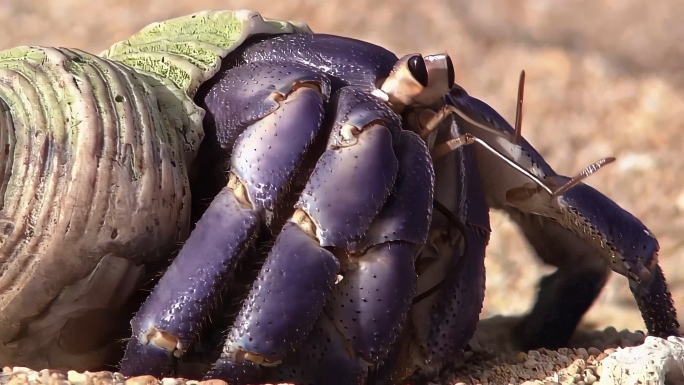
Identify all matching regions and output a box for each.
[120,64,329,377]
[209,87,404,380]
[445,86,679,346]
[120,187,260,376]
[327,131,433,363]
[409,140,491,364]
[251,130,434,385]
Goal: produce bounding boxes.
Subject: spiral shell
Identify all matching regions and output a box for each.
[0,10,310,369]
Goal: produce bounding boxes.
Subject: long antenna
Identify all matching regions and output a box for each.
[514,70,525,144]
[553,157,616,196]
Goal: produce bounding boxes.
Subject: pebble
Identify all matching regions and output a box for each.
[67,371,87,384]
[125,375,160,385]
[584,369,598,384]
[566,363,581,376]
[575,348,589,360]
[587,347,601,357]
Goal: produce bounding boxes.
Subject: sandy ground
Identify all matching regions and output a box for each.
[0,0,682,359]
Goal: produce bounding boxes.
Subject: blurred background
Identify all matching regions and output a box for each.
[1,0,682,333]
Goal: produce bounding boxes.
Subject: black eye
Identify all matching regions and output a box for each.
[408,55,428,87]
[446,55,455,89]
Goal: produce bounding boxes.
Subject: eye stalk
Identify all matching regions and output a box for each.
[378,53,456,111]
[414,53,455,106]
[379,54,428,110]
[407,56,428,87]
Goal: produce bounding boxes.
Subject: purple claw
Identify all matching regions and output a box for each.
[298,88,401,249]
[216,223,340,365]
[558,183,660,281]
[206,360,263,384]
[232,86,325,220]
[230,34,398,91]
[120,187,260,377]
[262,317,364,385]
[630,264,679,337]
[201,61,330,152]
[328,242,416,362]
[360,130,434,251]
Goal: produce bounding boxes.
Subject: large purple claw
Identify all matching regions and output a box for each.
[202,61,330,152]
[297,88,401,249]
[231,34,398,91]
[264,317,365,385]
[329,242,416,362]
[359,130,434,251]
[232,86,325,221]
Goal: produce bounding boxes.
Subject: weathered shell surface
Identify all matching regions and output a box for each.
[0,10,310,369]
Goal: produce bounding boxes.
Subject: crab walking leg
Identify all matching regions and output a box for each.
[445,86,679,344]
[410,143,491,365]
[121,71,328,377]
[120,187,260,377]
[267,317,366,385]
[328,131,433,364]
[507,207,611,350]
[210,222,341,378]
[530,184,679,337]
[209,87,402,380]
[247,131,433,385]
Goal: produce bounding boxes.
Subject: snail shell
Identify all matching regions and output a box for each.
[0,10,310,369]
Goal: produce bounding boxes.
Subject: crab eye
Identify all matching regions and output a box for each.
[408,55,428,87]
[445,55,455,89]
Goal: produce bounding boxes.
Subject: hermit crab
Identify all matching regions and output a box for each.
[0,10,678,385]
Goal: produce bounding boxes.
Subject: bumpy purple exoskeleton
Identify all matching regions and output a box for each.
[113,32,679,384]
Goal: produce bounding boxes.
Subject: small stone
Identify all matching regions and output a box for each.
[566,363,581,375]
[575,348,588,360]
[515,351,528,363]
[603,327,619,343]
[7,376,28,385]
[596,352,609,361]
[125,375,160,385]
[162,379,184,385]
[198,380,228,385]
[587,347,601,357]
[584,369,597,384]
[67,371,88,384]
[604,348,617,355]
[559,355,572,366]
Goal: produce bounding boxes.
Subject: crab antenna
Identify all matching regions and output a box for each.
[513,70,525,145]
[424,105,513,141]
[552,157,616,197]
[471,137,555,195]
[430,134,476,159]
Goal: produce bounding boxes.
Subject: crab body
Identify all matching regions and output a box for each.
[0,10,677,385]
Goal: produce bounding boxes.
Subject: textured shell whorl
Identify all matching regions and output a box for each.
[0,10,311,368]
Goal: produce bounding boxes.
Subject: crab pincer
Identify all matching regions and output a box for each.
[210,87,404,377]
[120,62,330,377]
